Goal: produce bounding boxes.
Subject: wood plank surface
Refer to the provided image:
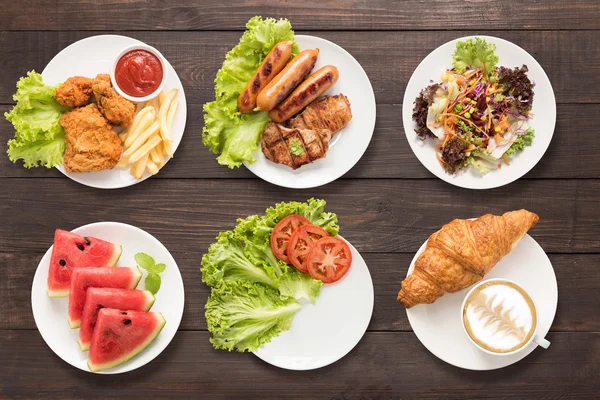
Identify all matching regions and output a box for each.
[2,103,599,179]
[0,330,598,399]
[0,179,598,255]
[1,31,599,106]
[2,251,598,333]
[1,0,599,31]
[2,1,599,398]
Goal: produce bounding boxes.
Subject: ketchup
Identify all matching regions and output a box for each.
[115,49,163,97]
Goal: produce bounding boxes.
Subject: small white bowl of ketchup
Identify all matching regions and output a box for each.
[111,43,167,103]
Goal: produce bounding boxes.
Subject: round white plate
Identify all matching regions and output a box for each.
[43,35,187,189]
[405,233,557,370]
[402,35,556,189]
[31,222,185,374]
[254,236,374,370]
[245,35,376,189]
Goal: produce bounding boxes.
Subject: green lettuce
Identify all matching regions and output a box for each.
[505,127,535,156]
[465,150,500,174]
[202,16,298,168]
[5,71,69,168]
[201,199,338,352]
[206,282,301,352]
[452,38,499,76]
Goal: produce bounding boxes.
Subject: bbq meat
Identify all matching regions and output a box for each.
[261,122,332,170]
[288,94,352,135]
[60,104,122,173]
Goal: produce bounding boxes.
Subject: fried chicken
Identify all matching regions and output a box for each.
[60,104,122,173]
[92,76,136,127]
[54,76,95,107]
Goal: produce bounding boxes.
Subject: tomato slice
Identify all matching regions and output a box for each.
[287,224,329,272]
[270,214,312,263]
[306,237,353,283]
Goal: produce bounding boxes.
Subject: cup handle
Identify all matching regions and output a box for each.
[533,334,550,349]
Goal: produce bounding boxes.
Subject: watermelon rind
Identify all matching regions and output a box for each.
[46,244,123,299]
[87,313,166,372]
[67,266,143,329]
[78,290,156,352]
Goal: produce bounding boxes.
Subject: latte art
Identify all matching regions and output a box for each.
[463,281,536,353]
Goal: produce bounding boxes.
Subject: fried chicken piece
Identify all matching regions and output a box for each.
[60,104,122,173]
[54,76,95,107]
[92,77,136,127]
[288,94,352,136]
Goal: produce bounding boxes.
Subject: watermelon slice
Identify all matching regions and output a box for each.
[78,288,155,351]
[88,308,166,372]
[47,229,122,298]
[68,267,142,329]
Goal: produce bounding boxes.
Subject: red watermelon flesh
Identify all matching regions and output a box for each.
[47,229,122,298]
[79,288,155,351]
[88,308,166,372]
[68,267,142,329]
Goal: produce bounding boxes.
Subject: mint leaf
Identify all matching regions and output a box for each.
[153,263,166,273]
[135,252,155,271]
[145,273,161,295]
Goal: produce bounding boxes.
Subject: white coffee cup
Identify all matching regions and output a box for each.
[461,278,550,356]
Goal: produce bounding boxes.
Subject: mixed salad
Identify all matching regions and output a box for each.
[201,199,352,352]
[413,38,535,174]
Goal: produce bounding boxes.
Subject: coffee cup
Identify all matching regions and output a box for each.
[461,278,550,356]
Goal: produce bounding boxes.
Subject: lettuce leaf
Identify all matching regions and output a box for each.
[5,71,68,168]
[205,281,301,352]
[202,16,298,168]
[201,199,338,352]
[505,127,535,156]
[452,38,499,76]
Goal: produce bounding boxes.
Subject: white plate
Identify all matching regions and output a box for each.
[42,35,188,189]
[254,237,374,370]
[245,35,376,189]
[405,233,557,370]
[402,35,556,189]
[31,222,185,374]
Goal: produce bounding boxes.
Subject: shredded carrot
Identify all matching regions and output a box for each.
[502,155,511,166]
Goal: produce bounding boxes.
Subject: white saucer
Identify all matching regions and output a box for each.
[402,35,556,189]
[254,237,374,370]
[245,35,376,189]
[42,35,187,189]
[405,233,557,370]
[31,222,185,374]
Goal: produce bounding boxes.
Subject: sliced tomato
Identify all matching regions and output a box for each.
[287,224,329,272]
[270,214,312,263]
[306,237,353,284]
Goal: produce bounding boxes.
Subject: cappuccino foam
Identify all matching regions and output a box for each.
[463,281,536,353]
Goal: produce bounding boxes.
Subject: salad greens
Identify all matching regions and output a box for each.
[202,16,299,168]
[413,38,536,175]
[205,282,301,352]
[202,198,338,352]
[5,71,69,168]
[452,37,499,76]
[135,252,166,295]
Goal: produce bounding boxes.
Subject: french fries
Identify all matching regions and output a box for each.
[116,89,179,179]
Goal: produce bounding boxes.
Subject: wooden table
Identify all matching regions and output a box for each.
[1,1,599,398]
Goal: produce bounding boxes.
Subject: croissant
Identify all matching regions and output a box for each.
[398,210,539,308]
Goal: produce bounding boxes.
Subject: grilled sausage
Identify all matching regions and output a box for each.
[237,41,293,114]
[256,48,319,111]
[268,65,339,123]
